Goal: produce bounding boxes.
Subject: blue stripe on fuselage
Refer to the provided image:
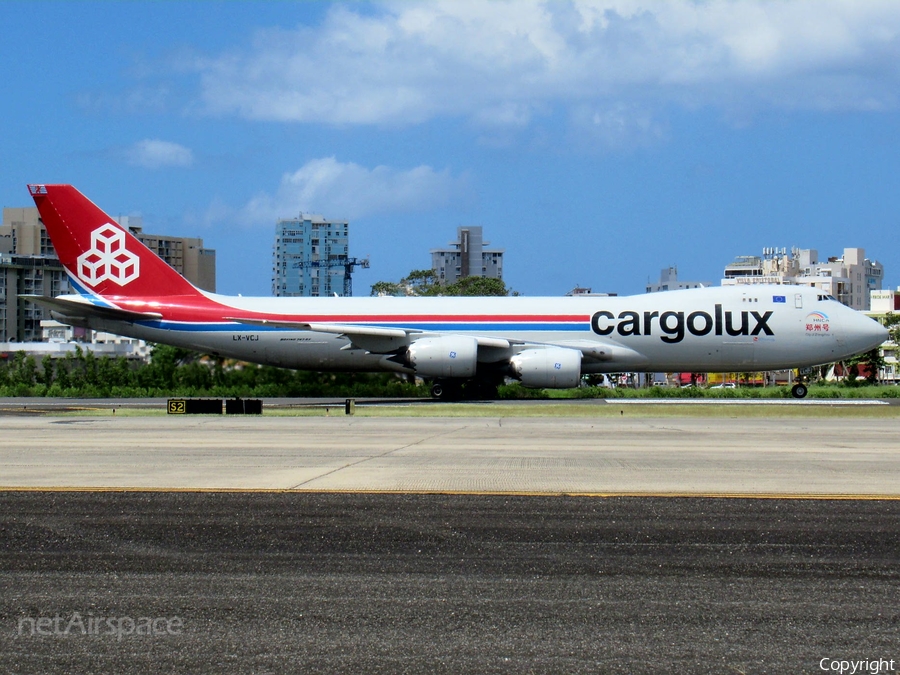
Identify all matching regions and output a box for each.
[134,320,588,333]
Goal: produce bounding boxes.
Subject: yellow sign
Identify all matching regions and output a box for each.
[167,399,186,414]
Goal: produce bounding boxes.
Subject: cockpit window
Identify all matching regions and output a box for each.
[817,294,837,301]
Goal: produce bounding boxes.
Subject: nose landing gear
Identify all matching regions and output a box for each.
[790,382,808,399]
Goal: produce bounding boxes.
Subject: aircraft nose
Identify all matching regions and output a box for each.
[845,311,889,353]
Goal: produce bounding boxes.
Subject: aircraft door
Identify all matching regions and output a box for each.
[720,295,757,369]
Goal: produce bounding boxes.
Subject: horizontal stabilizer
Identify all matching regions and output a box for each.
[21,295,163,323]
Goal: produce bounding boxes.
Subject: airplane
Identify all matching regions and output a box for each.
[24,184,889,400]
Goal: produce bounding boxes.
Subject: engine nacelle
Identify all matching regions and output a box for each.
[509,347,582,388]
[406,336,479,378]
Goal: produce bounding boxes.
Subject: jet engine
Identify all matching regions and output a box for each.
[509,347,582,388]
[406,336,479,378]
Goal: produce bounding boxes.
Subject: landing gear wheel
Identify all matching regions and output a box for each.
[431,380,463,400]
[791,383,808,399]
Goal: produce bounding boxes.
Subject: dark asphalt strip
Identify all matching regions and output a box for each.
[1,493,898,674]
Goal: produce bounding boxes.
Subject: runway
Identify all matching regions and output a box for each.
[0,415,898,495]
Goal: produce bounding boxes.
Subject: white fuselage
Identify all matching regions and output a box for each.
[69,285,886,375]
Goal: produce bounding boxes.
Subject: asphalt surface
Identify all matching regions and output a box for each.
[1,492,898,674]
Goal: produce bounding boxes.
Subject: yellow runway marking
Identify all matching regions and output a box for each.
[1,487,899,499]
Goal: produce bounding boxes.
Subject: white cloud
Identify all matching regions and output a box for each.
[237,157,471,225]
[187,0,900,135]
[569,103,667,150]
[126,139,194,169]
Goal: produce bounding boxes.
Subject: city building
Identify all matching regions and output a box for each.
[271,213,367,297]
[431,226,503,284]
[870,289,900,314]
[0,206,216,343]
[117,216,216,293]
[645,267,710,293]
[0,319,149,365]
[38,319,150,360]
[1,207,71,342]
[868,288,900,384]
[565,287,617,297]
[722,247,883,311]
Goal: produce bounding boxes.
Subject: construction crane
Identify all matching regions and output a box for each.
[291,256,370,296]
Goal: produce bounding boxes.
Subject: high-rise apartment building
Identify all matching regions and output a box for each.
[646,267,710,293]
[430,226,503,284]
[1,207,71,342]
[722,247,883,311]
[272,214,366,297]
[0,207,216,342]
[116,216,216,293]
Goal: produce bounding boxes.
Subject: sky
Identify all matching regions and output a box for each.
[3,0,900,297]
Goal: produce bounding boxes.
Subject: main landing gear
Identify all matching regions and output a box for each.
[790,383,809,399]
[430,378,500,401]
[430,380,463,401]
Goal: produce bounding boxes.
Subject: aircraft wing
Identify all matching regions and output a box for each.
[226,316,515,353]
[551,339,650,367]
[225,317,412,339]
[224,317,647,366]
[226,317,414,352]
[21,295,164,323]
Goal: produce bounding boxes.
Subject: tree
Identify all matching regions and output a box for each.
[843,340,885,384]
[40,355,55,388]
[370,269,512,297]
[444,276,509,297]
[10,351,37,387]
[403,269,441,295]
[370,281,403,297]
[370,269,442,297]
[137,344,198,390]
[884,312,900,344]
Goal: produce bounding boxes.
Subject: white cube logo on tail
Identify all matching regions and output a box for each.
[76,224,140,287]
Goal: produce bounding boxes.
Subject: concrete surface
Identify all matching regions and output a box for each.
[0,416,897,495]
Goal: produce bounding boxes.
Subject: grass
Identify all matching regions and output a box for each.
[539,384,900,400]
[324,402,900,418]
[8,383,899,419]
[34,400,900,419]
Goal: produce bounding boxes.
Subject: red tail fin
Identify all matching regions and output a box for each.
[29,184,200,298]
